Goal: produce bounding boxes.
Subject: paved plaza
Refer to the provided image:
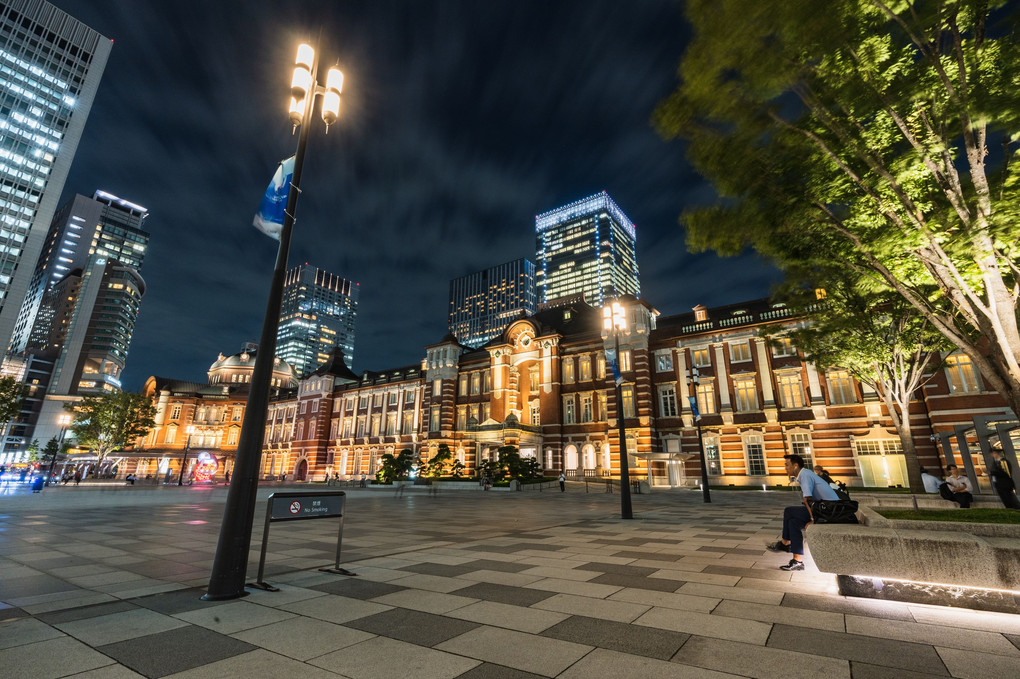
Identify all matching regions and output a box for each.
[1,482,1019,679]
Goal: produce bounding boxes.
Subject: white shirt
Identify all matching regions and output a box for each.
[921,473,941,493]
[945,473,973,493]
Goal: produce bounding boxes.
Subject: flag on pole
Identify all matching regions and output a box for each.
[253,156,295,240]
[688,396,701,421]
[606,348,623,386]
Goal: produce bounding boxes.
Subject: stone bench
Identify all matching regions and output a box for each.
[852,493,1001,510]
[806,509,1020,613]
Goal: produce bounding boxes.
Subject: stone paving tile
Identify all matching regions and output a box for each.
[607,587,720,613]
[523,577,622,598]
[937,647,1020,679]
[713,599,845,632]
[672,635,851,679]
[130,587,228,615]
[344,607,480,647]
[845,614,1020,656]
[172,599,297,634]
[0,635,115,678]
[309,635,480,679]
[230,615,375,661]
[387,573,475,593]
[767,624,950,675]
[277,593,392,625]
[71,664,147,678]
[702,564,793,581]
[779,592,915,621]
[1008,634,1020,652]
[0,604,27,621]
[61,607,186,650]
[846,661,945,679]
[397,561,481,577]
[370,589,478,614]
[455,663,546,679]
[309,577,407,600]
[462,559,533,573]
[436,625,593,677]
[453,582,557,607]
[163,648,345,679]
[542,614,689,660]
[589,572,681,593]
[0,616,65,650]
[532,592,650,623]
[558,648,739,679]
[572,562,656,577]
[635,607,772,645]
[517,566,602,582]
[35,598,139,624]
[445,600,568,633]
[907,605,1020,635]
[676,582,784,605]
[459,569,546,587]
[648,569,739,586]
[611,550,681,561]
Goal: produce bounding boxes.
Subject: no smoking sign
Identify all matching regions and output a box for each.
[288,500,302,514]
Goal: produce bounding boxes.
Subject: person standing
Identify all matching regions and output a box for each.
[939,465,974,508]
[766,454,840,571]
[558,471,565,492]
[989,451,1020,509]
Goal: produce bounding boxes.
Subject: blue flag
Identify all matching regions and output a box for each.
[688,396,701,421]
[253,156,295,240]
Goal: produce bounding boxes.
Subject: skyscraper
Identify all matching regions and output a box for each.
[276,264,358,377]
[0,1,112,354]
[12,191,149,352]
[449,258,537,347]
[535,191,639,308]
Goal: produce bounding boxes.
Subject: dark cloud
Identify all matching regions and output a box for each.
[49,0,777,389]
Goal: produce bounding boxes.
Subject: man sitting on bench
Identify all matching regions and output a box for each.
[939,465,974,508]
[766,454,840,571]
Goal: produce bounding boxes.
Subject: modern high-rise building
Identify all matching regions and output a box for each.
[535,191,639,308]
[0,1,112,354]
[12,190,149,352]
[276,264,358,377]
[448,257,537,347]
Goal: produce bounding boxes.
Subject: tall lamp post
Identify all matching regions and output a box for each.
[602,301,634,520]
[45,414,72,486]
[178,425,196,486]
[205,43,343,601]
[687,367,712,503]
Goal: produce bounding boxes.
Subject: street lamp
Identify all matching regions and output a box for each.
[602,301,634,520]
[45,413,72,487]
[179,425,196,486]
[687,367,712,503]
[205,42,343,601]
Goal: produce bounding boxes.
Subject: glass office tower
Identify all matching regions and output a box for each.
[277,264,358,376]
[449,257,537,348]
[535,191,639,307]
[0,0,112,354]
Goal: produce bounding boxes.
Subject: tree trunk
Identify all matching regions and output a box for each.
[876,383,924,493]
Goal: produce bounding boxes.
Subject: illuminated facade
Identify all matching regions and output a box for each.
[258,296,1013,491]
[276,264,358,377]
[448,257,537,348]
[535,191,639,307]
[14,190,149,352]
[0,0,112,354]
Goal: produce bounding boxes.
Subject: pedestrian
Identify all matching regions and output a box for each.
[939,465,974,508]
[920,467,942,493]
[766,454,840,571]
[558,471,565,492]
[360,473,366,488]
[164,469,172,485]
[989,451,1020,509]
[225,470,231,485]
[73,470,82,486]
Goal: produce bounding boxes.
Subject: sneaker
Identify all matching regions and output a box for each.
[765,540,790,553]
[780,559,804,571]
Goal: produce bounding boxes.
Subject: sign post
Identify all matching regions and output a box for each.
[248,491,355,592]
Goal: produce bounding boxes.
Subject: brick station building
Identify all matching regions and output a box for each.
[256,296,1012,490]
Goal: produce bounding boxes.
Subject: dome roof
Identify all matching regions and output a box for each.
[209,348,296,377]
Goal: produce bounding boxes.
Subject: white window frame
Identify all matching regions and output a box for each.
[945,353,981,393]
[691,347,711,367]
[730,341,752,363]
[659,384,678,417]
[776,371,805,408]
[656,352,673,372]
[744,433,767,476]
[733,376,758,412]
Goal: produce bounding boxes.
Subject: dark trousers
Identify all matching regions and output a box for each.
[559,481,565,492]
[939,482,973,508]
[782,505,812,556]
[993,478,1020,509]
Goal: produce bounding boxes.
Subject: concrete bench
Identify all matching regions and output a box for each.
[806,509,1020,613]
[853,493,1001,510]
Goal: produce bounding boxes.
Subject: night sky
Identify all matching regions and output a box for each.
[49,0,777,390]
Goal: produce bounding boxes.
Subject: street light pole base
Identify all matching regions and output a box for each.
[200,589,252,601]
[319,567,358,576]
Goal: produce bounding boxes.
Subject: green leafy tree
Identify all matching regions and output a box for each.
[656,0,1020,416]
[774,269,952,490]
[425,444,454,478]
[40,437,62,467]
[0,375,25,450]
[26,439,40,463]
[377,448,414,483]
[65,392,156,469]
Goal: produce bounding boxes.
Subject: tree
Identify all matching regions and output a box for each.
[377,449,414,483]
[65,392,156,469]
[655,1,1020,416]
[773,269,952,491]
[40,437,62,467]
[0,375,25,452]
[424,444,454,478]
[26,439,40,463]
